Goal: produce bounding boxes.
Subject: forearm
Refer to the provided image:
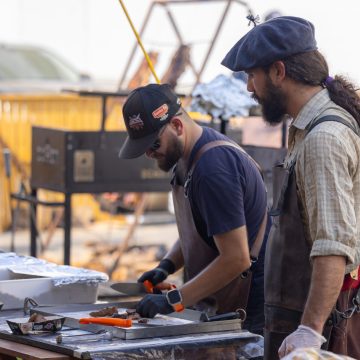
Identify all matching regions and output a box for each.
[301,255,346,333]
[180,254,250,307]
[163,239,184,272]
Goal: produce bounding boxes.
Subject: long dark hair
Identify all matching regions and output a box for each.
[282,50,360,126]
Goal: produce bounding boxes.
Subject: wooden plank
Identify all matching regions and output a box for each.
[0,339,70,360]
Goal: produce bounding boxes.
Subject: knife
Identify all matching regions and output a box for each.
[110,280,154,296]
[110,280,176,296]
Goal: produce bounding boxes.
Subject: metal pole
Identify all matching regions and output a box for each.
[220,117,228,135]
[64,193,72,265]
[3,149,15,252]
[100,94,107,131]
[30,188,38,257]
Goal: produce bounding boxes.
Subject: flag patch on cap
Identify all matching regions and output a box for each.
[128,114,144,130]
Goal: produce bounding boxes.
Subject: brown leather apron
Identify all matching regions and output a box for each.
[264,161,311,359]
[171,140,266,314]
[264,116,360,360]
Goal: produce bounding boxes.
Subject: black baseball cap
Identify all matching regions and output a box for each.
[119,83,181,159]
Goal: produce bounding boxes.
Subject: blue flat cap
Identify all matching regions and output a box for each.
[221,16,317,71]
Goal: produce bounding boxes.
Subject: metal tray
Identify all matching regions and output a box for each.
[35,305,243,340]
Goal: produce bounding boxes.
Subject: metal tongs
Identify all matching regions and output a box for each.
[200,308,247,322]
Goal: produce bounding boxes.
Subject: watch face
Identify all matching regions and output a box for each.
[167,289,181,304]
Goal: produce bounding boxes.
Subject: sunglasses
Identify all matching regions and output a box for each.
[148,112,183,152]
[149,124,168,152]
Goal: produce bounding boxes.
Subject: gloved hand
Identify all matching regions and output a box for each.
[278,325,327,358]
[138,258,175,286]
[136,294,173,318]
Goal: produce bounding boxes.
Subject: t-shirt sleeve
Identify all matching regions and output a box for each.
[193,171,246,236]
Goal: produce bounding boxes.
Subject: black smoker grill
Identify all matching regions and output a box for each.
[31,127,171,193]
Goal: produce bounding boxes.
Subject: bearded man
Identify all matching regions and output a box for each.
[222,16,360,359]
[119,83,270,335]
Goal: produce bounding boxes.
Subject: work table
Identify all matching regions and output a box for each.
[0,302,263,359]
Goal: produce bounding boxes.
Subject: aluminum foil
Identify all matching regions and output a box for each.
[190,74,257,120]
[0,252,108,286]
[82,331,264,359]
[0,252,47,266]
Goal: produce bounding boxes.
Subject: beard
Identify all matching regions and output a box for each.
[157,134,183,172]
[252,77,288,126]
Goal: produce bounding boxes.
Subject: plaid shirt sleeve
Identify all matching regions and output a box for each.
[296,126,359,265]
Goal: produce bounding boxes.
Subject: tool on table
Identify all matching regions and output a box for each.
[110,280,176,296]
[56,330,113,344]
[79,317,132,327]
[200,308,247,322]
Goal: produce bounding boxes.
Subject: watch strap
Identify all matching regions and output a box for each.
[166,288,184,312]
[172,303,185,312]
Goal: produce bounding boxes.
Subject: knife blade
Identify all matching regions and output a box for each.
[110,280,176,296]
[110,280,153,296]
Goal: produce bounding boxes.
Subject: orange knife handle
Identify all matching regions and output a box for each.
[143,280,154,293]
[79,317,132,327]
[155,282,177,291]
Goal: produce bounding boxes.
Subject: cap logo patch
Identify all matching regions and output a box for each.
[128,114,144,130]
[152,104,169,119]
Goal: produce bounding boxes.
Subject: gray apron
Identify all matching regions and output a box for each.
[171,140,266,314]
[264,116,360,360]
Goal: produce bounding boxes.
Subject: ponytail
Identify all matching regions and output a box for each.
[282,51,360,126]
[326,76,360,125]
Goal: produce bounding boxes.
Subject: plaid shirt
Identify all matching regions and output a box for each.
[285,89,360,273]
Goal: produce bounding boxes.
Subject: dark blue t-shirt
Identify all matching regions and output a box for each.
[187,127,268,248]
[186,127,269,329]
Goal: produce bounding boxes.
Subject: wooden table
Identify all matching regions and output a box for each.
[0,339,71,360]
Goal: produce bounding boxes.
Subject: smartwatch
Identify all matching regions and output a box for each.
[166,289,184,312]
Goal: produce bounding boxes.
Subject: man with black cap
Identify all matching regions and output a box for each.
[222,16,360,359]
[119,83,270,335]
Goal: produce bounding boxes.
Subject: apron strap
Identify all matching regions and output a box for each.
[250,210,268,259]
[270,114,359,217]
[188,140,263,177]
[187,139,267,264]
[307,115,360,136]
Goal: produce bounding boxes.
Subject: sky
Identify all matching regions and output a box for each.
[0,0,359,92]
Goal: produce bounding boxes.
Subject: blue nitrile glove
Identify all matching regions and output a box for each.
[136,294,173,318]
[138,259,175,286]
